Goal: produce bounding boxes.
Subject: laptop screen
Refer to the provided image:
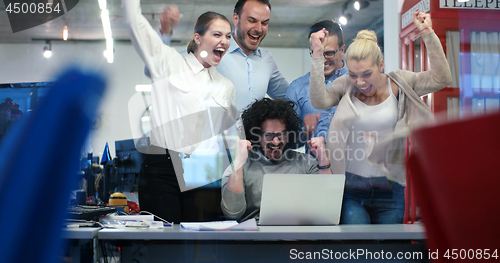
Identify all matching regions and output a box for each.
[258,173,345,226]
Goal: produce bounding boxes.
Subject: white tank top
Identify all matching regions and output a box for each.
[346,77,398,178]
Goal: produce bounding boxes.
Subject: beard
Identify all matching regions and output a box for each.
[264,142,284,162]
[235,23,265,53]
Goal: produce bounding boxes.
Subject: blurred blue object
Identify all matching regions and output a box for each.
[101,141,112,165]
[0,67,107,263]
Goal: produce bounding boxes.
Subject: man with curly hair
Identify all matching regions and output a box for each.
[221,98,331,222]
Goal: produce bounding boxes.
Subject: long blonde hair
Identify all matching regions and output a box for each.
[345,30,382,66]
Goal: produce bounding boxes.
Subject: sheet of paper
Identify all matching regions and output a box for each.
[180,218,258,231]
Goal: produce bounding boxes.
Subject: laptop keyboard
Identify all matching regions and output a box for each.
[66,205,117,220]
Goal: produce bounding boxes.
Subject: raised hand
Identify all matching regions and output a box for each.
[307,136,329,167]
[226,139,252,193]
[413,9,433,35]
[234,139,252,170]
[309,28,329,58]
[160,4,180,35]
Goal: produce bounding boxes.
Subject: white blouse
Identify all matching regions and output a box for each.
[346,79,398,178]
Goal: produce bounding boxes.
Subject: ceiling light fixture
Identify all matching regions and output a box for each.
[105,38,114,63]
[339,16,347,25]
[98,0,107,10]
[354,0,369,11]
[99,0,114,63]
[339,1,355,26]
[101,9,112,40]
[339,14,352,26]
[457,0,470,2]
[43,40,52,58]
[62,26,68,41]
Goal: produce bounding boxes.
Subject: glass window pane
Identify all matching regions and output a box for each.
[414,38,421,72]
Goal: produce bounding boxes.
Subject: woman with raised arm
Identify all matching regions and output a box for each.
[122,0,242,223]
[309,10,452,224]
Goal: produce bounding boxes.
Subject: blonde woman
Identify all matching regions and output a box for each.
[309,10,452,224]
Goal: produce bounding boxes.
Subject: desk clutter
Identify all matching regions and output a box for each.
[180,218,258,231]
[99,214,169,228]
[66,205,117,220]
[66,205,173,228]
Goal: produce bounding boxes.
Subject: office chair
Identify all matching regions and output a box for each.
[406,112,500,261]
[0,67,106,263]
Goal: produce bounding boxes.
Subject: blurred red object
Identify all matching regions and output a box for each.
[404,137,418,224]
[127,201,140,214]
[407,112,500,261]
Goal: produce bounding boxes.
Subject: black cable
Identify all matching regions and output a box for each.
[237,208,260,223]
[139,210,173,225]
[100,240,107,263]
[131,244,147,261]
[104,241,109,263]
[128,205,140,214]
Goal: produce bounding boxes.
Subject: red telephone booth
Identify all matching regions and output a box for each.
[400,0,500,117]
[400,0,500,224]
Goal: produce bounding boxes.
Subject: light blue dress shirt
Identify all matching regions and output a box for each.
[217,37,288,112]
[286,61,347,148]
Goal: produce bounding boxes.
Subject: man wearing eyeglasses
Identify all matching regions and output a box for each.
[286,20,347,152]
[221,98,331,221]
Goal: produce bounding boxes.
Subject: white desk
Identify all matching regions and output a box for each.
[98,224,425,240]
[62,227,100,239]
[62,227,100,263]
[99,224,428,262]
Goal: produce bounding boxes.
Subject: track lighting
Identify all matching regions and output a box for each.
[354,0,369,11]
[104,38,114,63]
[99,0,114,63]
[339,14,352,26]
[339,0,356,26]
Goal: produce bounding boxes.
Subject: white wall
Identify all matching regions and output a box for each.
[383,0,404,72]
[0,41,310,159]
[266,47,311,82]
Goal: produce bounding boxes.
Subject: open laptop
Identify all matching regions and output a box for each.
[258,173,345,226]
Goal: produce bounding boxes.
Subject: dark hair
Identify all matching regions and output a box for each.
[187,12,231,54]
[308,20,344,48]
[234,0,271,16]
[241,98,302,147]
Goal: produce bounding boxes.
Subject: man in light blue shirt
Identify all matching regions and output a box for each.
[151,0,288,112]
[218,35,287,111]
[286,20,347,151]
